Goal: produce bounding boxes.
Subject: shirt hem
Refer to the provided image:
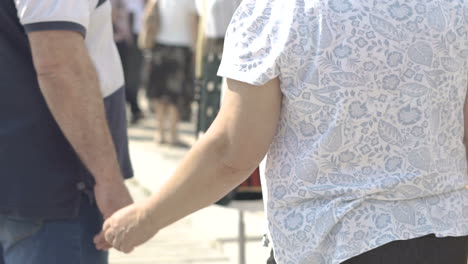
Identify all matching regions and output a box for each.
[268,188,468,264]
[23,21,87,38]
[217,67,277,86]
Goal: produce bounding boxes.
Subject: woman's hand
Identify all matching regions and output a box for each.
[102,202,158,253]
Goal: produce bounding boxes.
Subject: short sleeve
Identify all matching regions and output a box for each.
[14,0,91,37]
[217,0,292,86]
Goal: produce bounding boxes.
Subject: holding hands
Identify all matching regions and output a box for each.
[93,179,134,251]
[102,202,159,253]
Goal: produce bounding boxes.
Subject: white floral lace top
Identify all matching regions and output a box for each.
[218,0,468,263]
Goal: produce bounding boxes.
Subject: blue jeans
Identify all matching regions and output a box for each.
[0,196,107,264]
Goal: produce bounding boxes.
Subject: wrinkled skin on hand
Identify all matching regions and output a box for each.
[93,180,133,251]
[102,202,158,253]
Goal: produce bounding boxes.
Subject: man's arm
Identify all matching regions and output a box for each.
[102,77,282,253]
[27,30,132,239]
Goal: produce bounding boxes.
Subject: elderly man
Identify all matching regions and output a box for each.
[0,1,133,263]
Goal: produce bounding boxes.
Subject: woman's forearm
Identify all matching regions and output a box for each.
[143,133,257,230]
[102,78,281,253]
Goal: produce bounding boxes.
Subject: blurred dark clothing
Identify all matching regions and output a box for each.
[267,234,468,264]
[197,37,223,133]
[146,43,194,114]
[116,34,144,120]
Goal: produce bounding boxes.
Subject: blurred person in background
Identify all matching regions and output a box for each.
[195,0,242,135]
[103,0,468,263]
[142,0,198,146]
[112,0,145,125]
[0,0,133,263]
[124,0,146,124]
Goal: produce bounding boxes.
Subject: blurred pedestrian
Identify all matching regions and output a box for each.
[103,0,468,263]
[112,0,132,47]
[112,0,145,125]
[0,0,133,263]
[142,0,198,146]
[124,0,146,124]
[195,0,242,134]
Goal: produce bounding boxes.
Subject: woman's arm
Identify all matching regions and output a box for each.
[102,77,282,253]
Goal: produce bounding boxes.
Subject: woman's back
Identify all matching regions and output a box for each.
[219,0,468,263]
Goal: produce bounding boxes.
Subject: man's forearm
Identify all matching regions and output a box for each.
[37,64,122,183]
[30,32,123,185]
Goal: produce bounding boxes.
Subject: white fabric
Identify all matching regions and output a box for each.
[125,0,144,34]
[86,1,125,97]
[156,0,197,47]
[195,0,242,38]
[219,0,468,263]
[14,0,124,98]
[15,0,93,29]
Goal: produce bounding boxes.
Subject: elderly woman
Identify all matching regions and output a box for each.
[101,0,468,263]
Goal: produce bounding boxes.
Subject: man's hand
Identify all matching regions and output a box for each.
[93,179,133,250]
[95,180,133,219]
[102,201,158,253]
